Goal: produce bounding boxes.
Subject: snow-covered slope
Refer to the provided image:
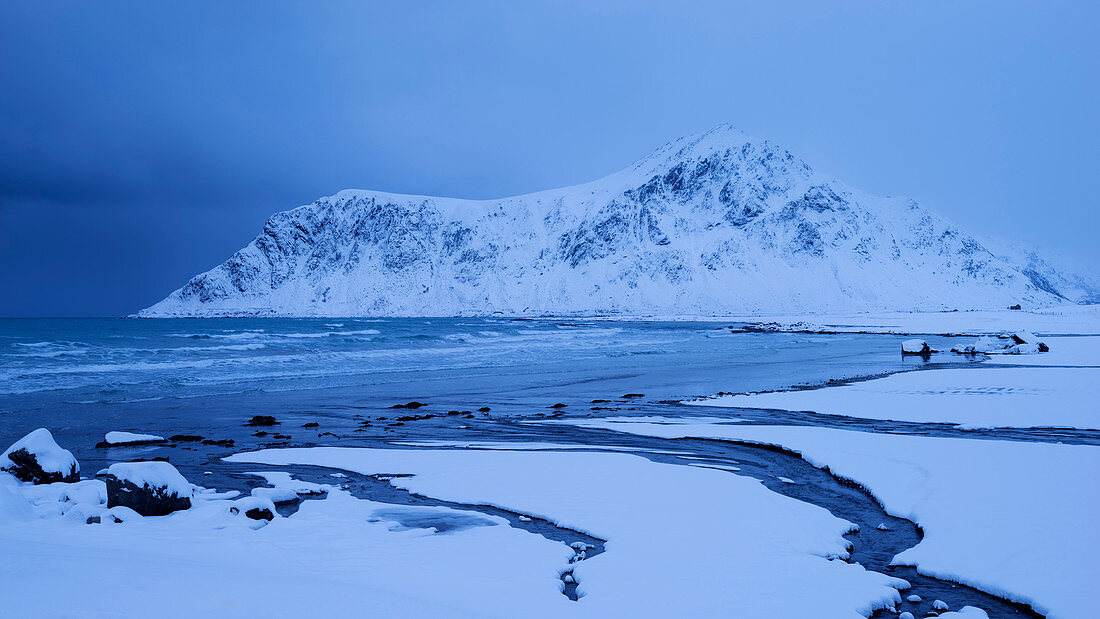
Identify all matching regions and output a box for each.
[982,237,1100,305]
[140,125,1098,317]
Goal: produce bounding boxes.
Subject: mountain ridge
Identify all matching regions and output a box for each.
[139,125,1099,317]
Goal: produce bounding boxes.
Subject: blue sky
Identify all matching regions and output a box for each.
[1,1,1096,316]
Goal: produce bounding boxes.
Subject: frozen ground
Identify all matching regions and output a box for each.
[988,336,1100,367]
[709,306,1100,336]
[694,366,1100,429]
[0,472,574,617]
[228,447,907,617]
[554,419,1099,619]
[0,446,911,618]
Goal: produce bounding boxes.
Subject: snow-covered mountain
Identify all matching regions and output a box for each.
[140,125,1099,317]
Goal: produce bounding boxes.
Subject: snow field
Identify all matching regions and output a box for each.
[557,419,1099,618]
[693,366,1100,429]
[229,447,909,617]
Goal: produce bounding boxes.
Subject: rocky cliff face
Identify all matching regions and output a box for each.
[139,125,1098,317]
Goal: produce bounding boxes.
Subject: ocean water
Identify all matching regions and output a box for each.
[0,317,942,451]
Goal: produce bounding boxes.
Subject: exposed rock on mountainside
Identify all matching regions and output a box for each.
[140,125,1098,317]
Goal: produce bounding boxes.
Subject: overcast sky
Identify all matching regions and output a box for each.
[1,1,1096,316]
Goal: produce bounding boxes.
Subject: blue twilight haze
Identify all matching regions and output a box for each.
[0,1,1096,316]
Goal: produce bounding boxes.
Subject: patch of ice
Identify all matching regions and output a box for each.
[393,440,688,455]
[102,431,165,445]
[937,607,988,618]
[250,486,300,505]
[245,471,326,495]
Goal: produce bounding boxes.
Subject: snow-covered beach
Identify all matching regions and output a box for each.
[2,312,1095,617]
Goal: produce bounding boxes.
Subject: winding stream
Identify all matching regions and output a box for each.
[145,391,1066,617]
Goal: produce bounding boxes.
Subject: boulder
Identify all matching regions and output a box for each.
[1004,342,1040,355]
[953,332,1048,355]
[1,428,79,484]
[1010,331,1049,352]
[952,335,1010,355]
[229,496,277,521]
[246,505,274,521]
[901,339,932,355]
[101,505,142,523]
[245,415,279,426]
[168,434,204,442]
[201,439,235,447]
[1010,331,1038,345]
[105,461,192,516]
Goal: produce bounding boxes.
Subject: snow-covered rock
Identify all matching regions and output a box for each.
[951,335,1008,355]
[901,339,932,355]
[1003,342,1039,355]
[105,462,193,516]
[138,125,1099,318]
[101,505,142,523]
[1005,331,1049,354]
[741,321,824,333]
[96,431,166,447]
[932,599,950,611]
[250,486,300,505]
[1,428,79,485]
[1010,331,1038,345]
[229,496,277,522]
[952,331,1048,355]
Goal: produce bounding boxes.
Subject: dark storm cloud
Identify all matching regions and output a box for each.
[1,1,1097,316]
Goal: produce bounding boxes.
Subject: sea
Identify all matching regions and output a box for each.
[0,317,937,451]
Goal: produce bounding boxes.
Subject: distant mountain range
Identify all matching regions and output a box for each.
[139,125,1099,317]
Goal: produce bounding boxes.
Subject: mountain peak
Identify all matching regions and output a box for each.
[630,123,808,178]
[138,127,1096,317]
